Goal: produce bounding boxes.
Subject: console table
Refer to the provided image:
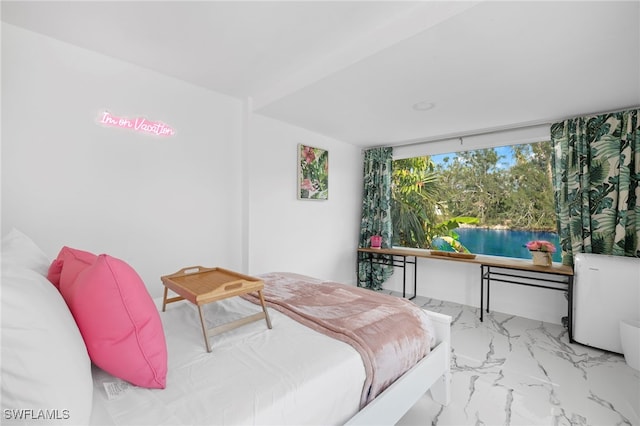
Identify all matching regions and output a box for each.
[358,247,419,299]
[357,247,574,341]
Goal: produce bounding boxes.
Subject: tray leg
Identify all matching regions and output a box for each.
[197,305,212,353]
[258,290,273,329]
[162,286,168,312]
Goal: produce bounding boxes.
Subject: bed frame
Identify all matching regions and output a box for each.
[346,310,452,425]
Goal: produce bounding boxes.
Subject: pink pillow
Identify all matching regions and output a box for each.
[46,259,63,287]
[61,254,167,389]
[47,246,97,289]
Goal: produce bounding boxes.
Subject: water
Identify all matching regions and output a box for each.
[433,228,562,262]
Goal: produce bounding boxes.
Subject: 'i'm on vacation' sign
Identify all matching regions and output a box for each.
[97,111,175,137]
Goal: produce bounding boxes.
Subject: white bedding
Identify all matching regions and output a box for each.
[89,296,367,425]
[2,229,449,426]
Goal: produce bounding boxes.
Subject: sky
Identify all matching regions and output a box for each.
[431,145,516,169]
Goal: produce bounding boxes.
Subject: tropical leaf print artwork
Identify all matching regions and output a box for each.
[298,144,328,200]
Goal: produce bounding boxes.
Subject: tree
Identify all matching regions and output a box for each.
[391,156,440,248]
[505,141,555,230]
[391,156,477,250]
[434,142,556,231]
[437,148,508,226]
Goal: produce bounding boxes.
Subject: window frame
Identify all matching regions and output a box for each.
[390,124,558,260]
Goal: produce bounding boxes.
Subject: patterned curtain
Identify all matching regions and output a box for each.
[358,147,394,290]
[550,109,639,265]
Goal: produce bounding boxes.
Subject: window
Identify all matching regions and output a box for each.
[392,141,561,261]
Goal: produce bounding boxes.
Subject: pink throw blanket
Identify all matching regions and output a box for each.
[241,272,433,408]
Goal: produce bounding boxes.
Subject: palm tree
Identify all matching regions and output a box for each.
[391,156,441,248]
[392,156,478,251]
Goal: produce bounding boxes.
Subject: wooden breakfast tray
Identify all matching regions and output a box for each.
[161,266,264,306]
[161,266,272,352]
[429,250,477,259]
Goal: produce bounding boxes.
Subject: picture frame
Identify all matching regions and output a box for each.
[298,144,328,200]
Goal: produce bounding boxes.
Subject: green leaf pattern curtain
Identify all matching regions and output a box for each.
[550,109,639,264]
[358,147,394,289]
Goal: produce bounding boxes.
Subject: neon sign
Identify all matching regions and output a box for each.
[97,111,175,137]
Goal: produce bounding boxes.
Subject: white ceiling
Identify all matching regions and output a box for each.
[2,1,639,147]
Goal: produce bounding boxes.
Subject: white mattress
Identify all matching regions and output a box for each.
[89,296,366,425]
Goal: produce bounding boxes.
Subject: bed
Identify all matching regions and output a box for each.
[1,229,451,425]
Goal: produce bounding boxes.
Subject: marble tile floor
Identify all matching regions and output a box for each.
[390,294,640,426]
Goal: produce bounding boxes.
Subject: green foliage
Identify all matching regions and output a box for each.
[391,157,474,251]
[502,142,556,229]
[437,236,469,253]
[431,217,479,253]
[392,141,557,252]
[391,157,439,248]
[435,142,556,231]
[299,146,328,199]
[435,148,507,226]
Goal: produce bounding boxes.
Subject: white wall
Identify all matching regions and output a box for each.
[382,258,568,324]
[1,23,364,298]
[247,114,362,284]
[1,24,243,297]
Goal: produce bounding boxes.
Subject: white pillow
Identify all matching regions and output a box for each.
[1,228,51,276]
[1,233,93,425]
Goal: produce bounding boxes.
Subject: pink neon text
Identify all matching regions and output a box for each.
[98,111,175,137]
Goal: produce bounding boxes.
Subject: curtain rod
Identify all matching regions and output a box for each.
[390,121,548,150]
[370,105,640,151]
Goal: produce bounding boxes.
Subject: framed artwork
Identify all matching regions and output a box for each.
[298,144,328,200]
